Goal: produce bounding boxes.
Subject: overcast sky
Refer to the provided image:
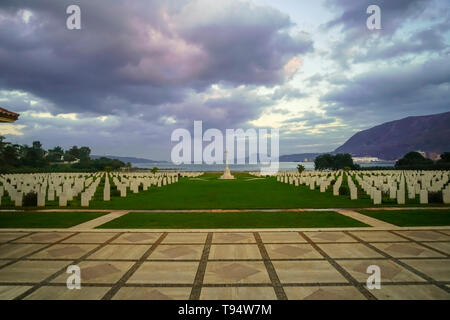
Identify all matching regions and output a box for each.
[0,0,449,160]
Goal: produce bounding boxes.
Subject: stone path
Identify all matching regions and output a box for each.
[335,209,396,228]
[69,211,130,230]
[0,229,449,300]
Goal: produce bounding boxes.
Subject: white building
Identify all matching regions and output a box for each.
[352,156,380,163]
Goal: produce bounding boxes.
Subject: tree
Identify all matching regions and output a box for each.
[315,153,357,170]
[47,146,64,162]
[2,145,21,167]
[78,146,91,161]
[395,152,433,167]
[65,146,80,161]
[333,153,354,170]
[0,136,21,168]
[296,164,305,174]
[63,153,77,162]
[21,141,47,167]
[314,154,334,170]
[151,167,159,174]
[439,152,450,163]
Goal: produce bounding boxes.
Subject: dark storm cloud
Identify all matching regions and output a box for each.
[322,0,437,67]
[322,57,450,126]
[354,28,447,63]
[324,0,428,34]
[0,0,312,119]
[161,87,273,130]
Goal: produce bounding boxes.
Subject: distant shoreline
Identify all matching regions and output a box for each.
[133,161,395,172]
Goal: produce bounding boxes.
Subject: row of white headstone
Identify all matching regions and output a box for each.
[0,172,101,207]
[273,170,450,205]
[0,171,198,208]
[275,171,342,194]
[351,170,450,204]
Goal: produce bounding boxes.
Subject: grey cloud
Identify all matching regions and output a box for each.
[283,111,336,126]
[322,0,441,67]
[271,86,305,100]
[0,0,312,118]
[322,57,450,126]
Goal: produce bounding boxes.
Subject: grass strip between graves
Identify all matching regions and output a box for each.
[357,209,450,227]
[97,211,369,229]
[0,211,108,228]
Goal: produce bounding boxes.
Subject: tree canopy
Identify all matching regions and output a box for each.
[314,153,358,170]
[395,152,433,167]
[0,135,124,172]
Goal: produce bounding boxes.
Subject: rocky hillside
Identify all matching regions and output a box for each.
[334,112,450,160]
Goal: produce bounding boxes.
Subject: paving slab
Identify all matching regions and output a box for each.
[212,232,256,243]
[272,261,348,284]
[318,243,383,259]
[0,233,30,243]
[113,287,191,300]
[0,229,448,300]
[14,232,73,243]
[162,233,207,244]
[127,261,199,284]
[0,260,12,268]
[51,261,133,284]
[303,231,357,243]
[284,286,366,300]
[0,285,32,300]
[0,260,69,283]
[149,245,204,260]
[265,244,322,260]
[401,259,450,281]
[209,244,262,260]
[0,244,47,259]
[30,244,99,260]
[62,233,118,244]
[259,232,306,243]
[371,284,450,300]
[423,242,450,255]
[111,233,162,244]
[395,231,450,242]
[349,231,407,242]
[87,245,149,260]
[337,260,426,283]
[24,286,110,300]
[200,287,277,300]
[372,243,446,258]
[203,261,271,284]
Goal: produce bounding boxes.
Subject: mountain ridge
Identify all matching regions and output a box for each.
[334,111,450,160]
[91,155,166,163]
[279,111,450,161]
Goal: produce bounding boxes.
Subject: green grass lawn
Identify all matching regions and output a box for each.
[36,173,431,210]
[1,173,445,210]
[97,211,369,229]
[358,209,450,227]
[0,211,107,228]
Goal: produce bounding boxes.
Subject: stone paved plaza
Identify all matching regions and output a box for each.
[1,227,450,300]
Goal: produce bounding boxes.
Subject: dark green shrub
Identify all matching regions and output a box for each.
[428,191,443,203]
[23,192,37,207]
[339,186,349,195]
